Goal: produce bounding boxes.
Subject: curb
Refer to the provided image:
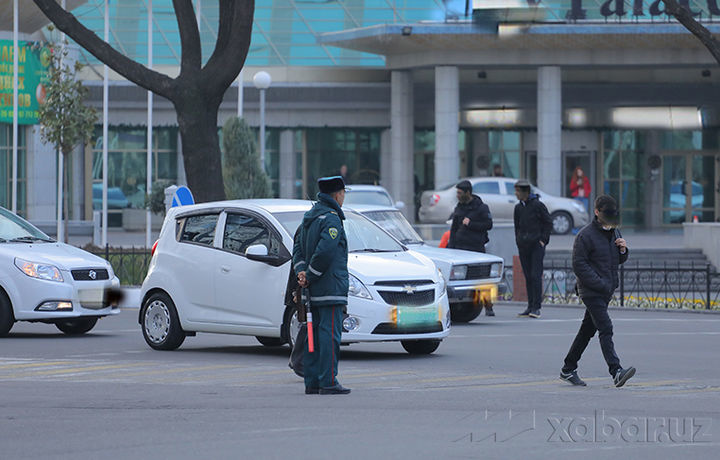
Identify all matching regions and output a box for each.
[497,300,720,315]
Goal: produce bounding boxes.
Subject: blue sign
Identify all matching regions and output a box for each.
[171,186,194,207]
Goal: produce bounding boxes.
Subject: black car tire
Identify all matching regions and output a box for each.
[401,340,441,355]
[256,336,286,347]
[450,302,482,323]
[141,292,186,350]
[551,211,573,235]
[55,317,98,335]
[0,291,15,337]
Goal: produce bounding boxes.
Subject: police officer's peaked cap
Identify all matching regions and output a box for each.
[514,179,531,189]
[318,176,348,194]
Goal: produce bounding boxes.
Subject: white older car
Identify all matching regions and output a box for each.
[139,200,451,354]
[350,204,504,323]
[0,207,121,336]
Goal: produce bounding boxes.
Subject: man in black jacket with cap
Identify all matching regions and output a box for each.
[559,194,636,388]
[514,179,552,318]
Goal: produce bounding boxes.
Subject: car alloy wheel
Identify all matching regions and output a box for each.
[144,300,170,344]
[551,211,572,235]
[287,307,301,349]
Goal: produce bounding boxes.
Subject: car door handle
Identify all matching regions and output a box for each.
[221,266,231,273]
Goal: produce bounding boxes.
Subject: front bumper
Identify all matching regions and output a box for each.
[447,282,499,306]
[340,292,451,343]
[9,272,122,321]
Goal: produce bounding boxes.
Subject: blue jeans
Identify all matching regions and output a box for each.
[574,197,589,212]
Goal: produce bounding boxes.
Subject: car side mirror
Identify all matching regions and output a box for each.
[395,201,405,210]
[245,244,269,262]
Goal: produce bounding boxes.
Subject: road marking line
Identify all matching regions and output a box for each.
[0,363,149,379]
[0,361,74,369]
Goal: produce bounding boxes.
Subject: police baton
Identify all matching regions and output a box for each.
[303,288,315,353]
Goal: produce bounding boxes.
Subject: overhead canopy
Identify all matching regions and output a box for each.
[0,0,87,35]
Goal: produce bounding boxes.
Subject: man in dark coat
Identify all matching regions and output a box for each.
[560,195,636,387]
[447,180,495,316]
[293,176,350,395]
[514,179,552,318]
[448,180,493,254]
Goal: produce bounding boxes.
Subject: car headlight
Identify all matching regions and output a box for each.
[14,258,64,282]
[450,265,467,280]
[348,274,372,300]
[571,201,585,212]
[437,268,446,293]
[490,263,503,278]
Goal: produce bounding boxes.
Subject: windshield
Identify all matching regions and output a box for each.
[343,190,393,207]
[0,207,53,242]
[362,210,424,245]
[273,210,405,253]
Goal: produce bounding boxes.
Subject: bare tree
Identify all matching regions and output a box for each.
[662,0,720,64]
[32,0,255,203]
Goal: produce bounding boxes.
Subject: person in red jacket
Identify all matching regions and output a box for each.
[570,166,591,212]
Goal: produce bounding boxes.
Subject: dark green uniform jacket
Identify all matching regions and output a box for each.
[293,193,349,306]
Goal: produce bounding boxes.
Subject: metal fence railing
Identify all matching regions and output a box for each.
[90,247,152,287]
[500,261,720,310]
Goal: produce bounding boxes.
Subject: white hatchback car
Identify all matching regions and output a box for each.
[140,200,450,354]
[0,207,121,336]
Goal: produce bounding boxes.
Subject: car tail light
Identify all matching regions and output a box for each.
[151,240,158,256]
[430,194,441,206]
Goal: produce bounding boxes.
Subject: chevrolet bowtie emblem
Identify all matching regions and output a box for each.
[88,270,97,280]
[402,285,416,294]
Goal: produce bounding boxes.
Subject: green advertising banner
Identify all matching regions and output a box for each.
[0,40,51,125]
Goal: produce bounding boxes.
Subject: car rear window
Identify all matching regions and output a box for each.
[178,214,218,246]
[344,191,393,206]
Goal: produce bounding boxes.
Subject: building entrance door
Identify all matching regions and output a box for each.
[661,153,720,224]
[563,151,596,213]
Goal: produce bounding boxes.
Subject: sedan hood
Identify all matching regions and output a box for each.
[408,244,503,265]
[349,250,438,284]
[0,242,110,271]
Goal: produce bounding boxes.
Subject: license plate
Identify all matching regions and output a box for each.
[79,289,104,304]
[397,305,438,326]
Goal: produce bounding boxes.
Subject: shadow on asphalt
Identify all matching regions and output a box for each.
[175,345,430,361]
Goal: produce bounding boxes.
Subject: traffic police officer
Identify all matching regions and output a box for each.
[293,176,351,395]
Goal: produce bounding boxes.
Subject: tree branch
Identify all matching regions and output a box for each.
[202,0,255,93]
[662,0,720,65]
[32,0,176,99]
[173,0,203,75]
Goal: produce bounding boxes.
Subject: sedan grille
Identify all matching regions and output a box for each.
[378,289,434,306]
[71,269,110,281]
[466,264,491,280]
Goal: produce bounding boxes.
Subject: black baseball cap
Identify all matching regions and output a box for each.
[595,194,619,225]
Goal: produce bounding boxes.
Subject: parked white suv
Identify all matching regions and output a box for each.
[0,207,121,336]
[140,200,450,354]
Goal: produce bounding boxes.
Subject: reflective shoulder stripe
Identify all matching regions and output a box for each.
[310,296,348,302]
[308,266,322,276]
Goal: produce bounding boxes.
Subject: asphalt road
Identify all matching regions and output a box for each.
[1,303,719,460]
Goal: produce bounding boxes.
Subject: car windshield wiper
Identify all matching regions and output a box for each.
[8,236,55,243]
[349,248,398,253]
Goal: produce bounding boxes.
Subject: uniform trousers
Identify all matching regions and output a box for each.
[304,304,344,389]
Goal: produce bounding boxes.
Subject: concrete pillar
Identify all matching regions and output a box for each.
[379,128,391,188]
[279,129,295,198]
[391,70,414,221]
[26,125,56,221]
[537,66,562,196]
[434,66,460,191]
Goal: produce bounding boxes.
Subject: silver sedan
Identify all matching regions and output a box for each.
[418,177,589,234]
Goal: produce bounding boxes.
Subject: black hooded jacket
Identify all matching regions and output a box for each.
[448,194,493,252]
[513,194,552,250]
[572,218,629,299]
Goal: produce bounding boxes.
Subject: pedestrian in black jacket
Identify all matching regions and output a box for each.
[559,194,636,388]
[448,180,493,253]
[513,179,552,318]
[447,180,495,316]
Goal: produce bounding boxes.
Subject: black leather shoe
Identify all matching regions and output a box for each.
[305,387,319,394]
[485,307,495,317]
[528,310,541,318]
[517,308,531,317]
[319,384,351,395]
